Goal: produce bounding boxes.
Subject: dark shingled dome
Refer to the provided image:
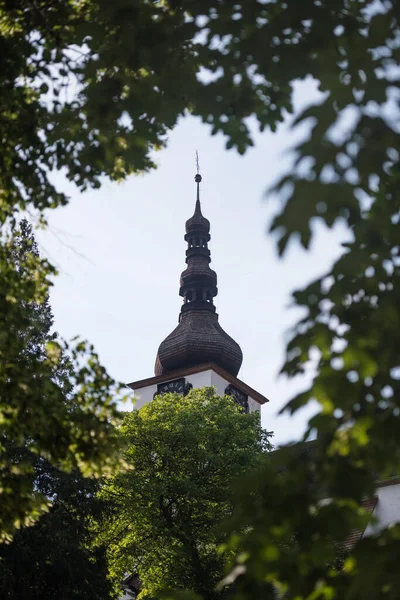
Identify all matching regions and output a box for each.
[155,174,243,378]
[155,310,243,377]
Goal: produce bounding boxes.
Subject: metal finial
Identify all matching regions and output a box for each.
[194,150,202,183]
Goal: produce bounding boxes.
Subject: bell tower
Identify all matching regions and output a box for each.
[128,169,268,413]
[155,171,243,378]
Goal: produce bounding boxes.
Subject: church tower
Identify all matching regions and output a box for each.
[128,172,268,413]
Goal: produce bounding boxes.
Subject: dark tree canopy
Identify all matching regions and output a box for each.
[0,459,112,600]
[2,1,396,218]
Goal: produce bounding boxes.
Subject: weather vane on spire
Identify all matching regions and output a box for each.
[195,150,202,183]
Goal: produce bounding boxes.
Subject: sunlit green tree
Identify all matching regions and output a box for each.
[96,389,271,600]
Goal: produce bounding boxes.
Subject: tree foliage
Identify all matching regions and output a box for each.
[3,0,395,218]
[0,458,112,600]
[0,221,123,541]
[1,0,400,596]
[216,2,400,600]
[95,388,271,600]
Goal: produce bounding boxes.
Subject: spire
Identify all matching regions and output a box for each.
[195,172,201,212]
[186,162,210,233]
[154,171,243,378]
[195,149,201,210]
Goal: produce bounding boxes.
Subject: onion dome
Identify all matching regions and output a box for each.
[155,173,243,377]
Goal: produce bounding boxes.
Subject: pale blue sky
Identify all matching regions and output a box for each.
[36,79,349,445]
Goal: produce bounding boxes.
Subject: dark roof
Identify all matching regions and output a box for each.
[376,476,400,488]
[180,256,217,284]
[155,309,243,377]
[344,497,378,550]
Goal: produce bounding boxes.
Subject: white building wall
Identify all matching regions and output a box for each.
[248,397,261,413]
[134,370,215,409]
[365,482,400,536]
[133,368,261,412]
[210,370,229,396]
[133,383,158,409]
[187,369,215,391]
